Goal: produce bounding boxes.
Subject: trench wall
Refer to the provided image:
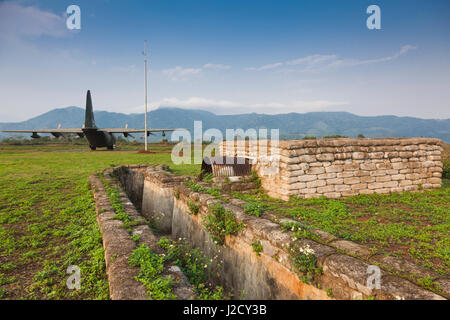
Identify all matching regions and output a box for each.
[114,165,446,300]
[219,138,444,200]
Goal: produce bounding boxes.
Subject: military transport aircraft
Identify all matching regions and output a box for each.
[3,90,178,150]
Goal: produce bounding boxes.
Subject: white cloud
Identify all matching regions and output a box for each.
[163,63,231,80]
[248,102,285,109]
[291,100,349,111]
[244,100,349,114]
[244,99,349,114]
[328,45,417,68]
[162,66,202,80]
[245,62,284,71]
[245,46,417,72]
[203,63,231,70]
[153,97,241,109]
[126,97,349,115]
[287,54,337,66]
[0,2,67,40]
[286,54,337,72]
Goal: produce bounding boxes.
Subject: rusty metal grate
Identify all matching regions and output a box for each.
[201,156,253,177]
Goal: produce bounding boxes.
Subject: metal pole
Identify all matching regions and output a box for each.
[144,40,148,151]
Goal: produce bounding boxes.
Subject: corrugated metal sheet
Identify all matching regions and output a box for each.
[201,156,252,177]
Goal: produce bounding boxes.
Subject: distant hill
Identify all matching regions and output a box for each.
[1,106,449,142]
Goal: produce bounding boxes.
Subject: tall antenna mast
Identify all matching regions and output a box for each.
[143,40,148,151]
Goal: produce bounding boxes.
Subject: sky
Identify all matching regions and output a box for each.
[0,0,449,122]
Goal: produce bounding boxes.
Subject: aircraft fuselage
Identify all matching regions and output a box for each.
[83,128,116,150]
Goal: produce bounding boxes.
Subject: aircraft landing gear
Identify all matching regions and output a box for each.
[107,146,114,150]
[90,145,96,151]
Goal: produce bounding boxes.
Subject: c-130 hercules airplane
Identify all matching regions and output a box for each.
[3,90,178,150]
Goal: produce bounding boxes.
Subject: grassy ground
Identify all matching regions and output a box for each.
[0,141,448,299]
[233,146,450,279]
[0,142,200,299]
[234,187,449,277]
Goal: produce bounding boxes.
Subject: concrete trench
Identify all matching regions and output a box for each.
[90,171,196,300]
[107,164,447,300]
[112,165,328,299]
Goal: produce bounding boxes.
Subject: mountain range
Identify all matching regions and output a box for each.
[1,106,449,143]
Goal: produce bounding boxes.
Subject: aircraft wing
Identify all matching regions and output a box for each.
[3,129,83,133]
[101,128,181,134]
[3,128,182,134]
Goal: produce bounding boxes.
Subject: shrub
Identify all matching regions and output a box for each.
[157,237,209,286]
[130,234,141,243]
[203,203,244,245]
[443,159,450,179]
[201,172,214,183]
[287,244,321,284]
[249,171,261,188]
[157,237,228,299]
[251,238,263,256]
[187,200,200,215]
[417,277,441,292]
[185,180,221,198]
[185,179,206,192]
[205,187,221,198]
[197,284,226,300]
[129,244,176,300]
[280,220,319,241]
[244,202,267,217]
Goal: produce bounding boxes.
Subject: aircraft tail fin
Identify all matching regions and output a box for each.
[84,90,97,129]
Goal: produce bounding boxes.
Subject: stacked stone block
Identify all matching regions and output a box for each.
[219,138,443,200]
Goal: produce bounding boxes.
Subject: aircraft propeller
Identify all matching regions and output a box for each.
[122,124,135,139]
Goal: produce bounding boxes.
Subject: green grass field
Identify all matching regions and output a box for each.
[0,143,199,299]
[235,188,450,278]
[0,142,448,299]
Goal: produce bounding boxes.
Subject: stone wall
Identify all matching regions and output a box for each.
[219,138,444,200]
[113,165,447,300]
[90,170,196,300]
[115,165,185,233]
